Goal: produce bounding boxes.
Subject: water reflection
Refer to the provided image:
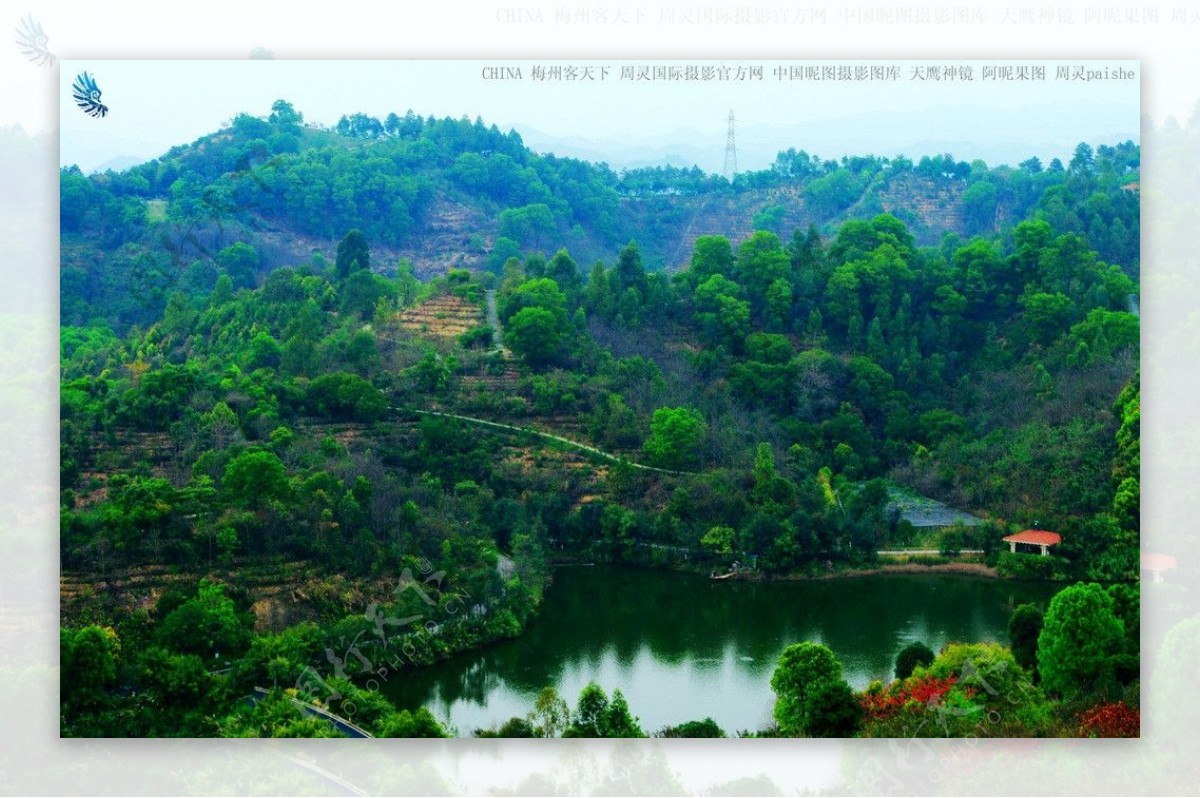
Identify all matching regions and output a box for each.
[386,566,1061,735]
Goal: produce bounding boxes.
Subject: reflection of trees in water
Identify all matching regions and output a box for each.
[434,655,504,708]
[539,568,1061,671]
[394,566,1061,726]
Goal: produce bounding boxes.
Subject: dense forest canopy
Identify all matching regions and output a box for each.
[61,100,1139,332]
[60,99,1139,738]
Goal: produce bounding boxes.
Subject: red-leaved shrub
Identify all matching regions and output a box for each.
[860,676,968,720]
[1078,701,1139,738]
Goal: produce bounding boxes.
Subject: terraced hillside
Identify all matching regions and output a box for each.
[395,293,485,340]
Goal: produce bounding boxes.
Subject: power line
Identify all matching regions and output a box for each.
[723,109,738,180]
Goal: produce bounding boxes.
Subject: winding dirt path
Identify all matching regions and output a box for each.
[400,408,692,476]
[483,289,506,354]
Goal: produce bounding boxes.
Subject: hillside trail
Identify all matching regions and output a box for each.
[403,408,691,477]
[484,289,505,353]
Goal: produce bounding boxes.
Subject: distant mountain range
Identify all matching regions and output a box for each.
[64,101,1137,177]
[507,101,1138,174]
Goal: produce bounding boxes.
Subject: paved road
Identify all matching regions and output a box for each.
[251,687,374,738]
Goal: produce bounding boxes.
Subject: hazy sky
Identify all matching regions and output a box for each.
[59,59,1139,172]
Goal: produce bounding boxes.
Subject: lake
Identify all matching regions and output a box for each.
[386,565,1062,736]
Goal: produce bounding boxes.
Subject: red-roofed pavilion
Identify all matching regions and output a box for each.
[1141,552,1178,583]
[1002,529,1061,556]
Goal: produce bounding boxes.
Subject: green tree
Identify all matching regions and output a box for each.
[505,306,564,368]
[409,351,454,394]
[378,707,449,738]
[961,180,999,236]
[585,261,614,317]
[528,686,570,738]
[657,718,726,738]
[563,682,644,738]
[498,203,556,249]
[1008,603,1044,677]
[502,277,569,323]
[210,273,234,307]
[735,231,790,313]
[603,690,645,738]
[161,291,195,340]
[1069,141,1095,173]
[134,647,217,735]
[202,401,242,449]
[246,331,282,371]
[216,242,260,290]
[752,203,787,232]
[1066,309,1139,362]
[546,248,581,294]
[308,372,387,421]
[770,641,845,736]
[689,235,735,284]
[1037,582,1124,699]
[338,269,390,318]
[806,680,863,737]
[894,641,935,680]
[700,525,735,556]
[926,642,1042,712]
[643,406,707,470]
[335,229,371,278]
[221,688,342,738]
[564,682,609,737]
[216,525,238,565]
[222,449,290,508]
[693,274,750,346]
[476,717,538,738]
[1106,582,1140,683]
[268,99,303,134]
[613,240,647,295]
[61,625,120,712]
[917,408,967,447]
[345,330,380,374]
[1019,291,1072,347]
[156,579,252,664]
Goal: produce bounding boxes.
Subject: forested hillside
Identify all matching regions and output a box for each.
[61,100,1139,332]
[59,99,1139,738]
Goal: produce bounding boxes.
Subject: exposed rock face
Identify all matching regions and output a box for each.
[876,173,966,237]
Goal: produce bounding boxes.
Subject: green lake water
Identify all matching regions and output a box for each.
[386,565,1062,735]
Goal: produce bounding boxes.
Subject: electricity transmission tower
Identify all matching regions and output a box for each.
[723,109,738,180]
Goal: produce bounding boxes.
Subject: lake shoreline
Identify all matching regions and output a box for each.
[552,556,1003,582]
[772,561,999,581]
[396,562,1063,733]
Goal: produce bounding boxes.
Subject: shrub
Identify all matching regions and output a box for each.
[459,324,496,349]
[1078,701,1139,738]
[997,552,1067,580]
[807,680,863,737]
[859,674,980,738]
[1008,603,1044,677]
[1038,582,1124,699]
[657,718,726,738]
[895,641,936,680]
[938,527,964,556]
[860,675,964,722]
[926,642,1045,713]
[476,716,538,738]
